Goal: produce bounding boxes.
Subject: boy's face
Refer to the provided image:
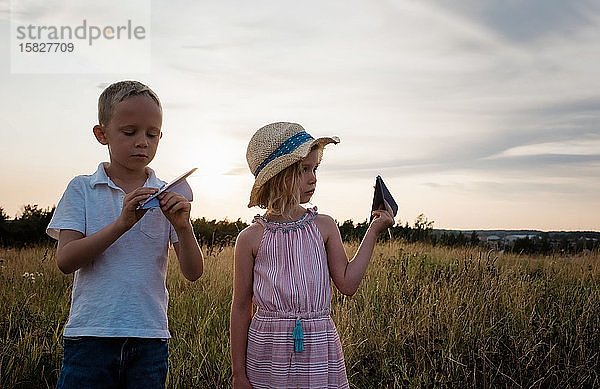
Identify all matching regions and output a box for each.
[299,148,319,204]
[94,95,162,173]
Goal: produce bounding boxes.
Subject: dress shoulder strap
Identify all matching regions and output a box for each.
[252,214,267,227]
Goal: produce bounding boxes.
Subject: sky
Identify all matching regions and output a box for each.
[1,0,599,231]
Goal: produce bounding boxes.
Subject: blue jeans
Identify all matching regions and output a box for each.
[57,337,168,389]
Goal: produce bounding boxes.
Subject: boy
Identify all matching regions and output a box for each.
[47,80,203,388]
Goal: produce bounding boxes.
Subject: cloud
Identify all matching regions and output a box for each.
[420,178,599,201]
[490,136,600,159]
[515,97,600,122]
[426,1,600,44]
[325,153,600,180]
[223,166,247,176]
[3,0,600,229]
[161,102,197,110]
[0,1,8,21]
[8,0,150,25]
[133,2,600,188]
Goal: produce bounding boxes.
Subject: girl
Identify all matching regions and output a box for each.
[230,122,394,388]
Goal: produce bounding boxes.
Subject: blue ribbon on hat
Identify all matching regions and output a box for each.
[254,131,314,177]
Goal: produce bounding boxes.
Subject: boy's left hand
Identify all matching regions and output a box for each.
[158,191,193,231]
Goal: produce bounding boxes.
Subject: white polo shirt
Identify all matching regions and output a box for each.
[47,163,178,338]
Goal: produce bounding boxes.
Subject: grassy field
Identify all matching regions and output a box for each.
[1,242,598,388]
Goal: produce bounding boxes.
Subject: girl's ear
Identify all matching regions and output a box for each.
[93,125,108,145]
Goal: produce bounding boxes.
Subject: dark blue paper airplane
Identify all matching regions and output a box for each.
[370,175,398,221]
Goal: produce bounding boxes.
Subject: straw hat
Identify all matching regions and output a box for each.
[246,122,339,207]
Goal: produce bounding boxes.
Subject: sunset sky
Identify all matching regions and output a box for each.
[1,1,599,231]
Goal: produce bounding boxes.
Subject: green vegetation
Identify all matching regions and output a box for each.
[1,243,598,388]
[2,204,597,255]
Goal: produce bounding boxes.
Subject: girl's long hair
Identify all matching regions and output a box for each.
[255,145,323,219]
[255,162,301,219]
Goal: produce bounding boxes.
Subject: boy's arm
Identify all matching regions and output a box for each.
[230,227,257,389]
[318,210,394,296]
[159,192,203,281]
[56,187,158,274]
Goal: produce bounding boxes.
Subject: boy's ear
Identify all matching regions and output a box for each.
[93,125,108,145]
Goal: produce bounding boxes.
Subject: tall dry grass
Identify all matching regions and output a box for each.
[1,242,598,388]
[336,244,599,387]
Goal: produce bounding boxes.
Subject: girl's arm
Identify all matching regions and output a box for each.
[230,225,260,389]
[317,210,394,296]
[56,187,158,274]
[160,192,203,281]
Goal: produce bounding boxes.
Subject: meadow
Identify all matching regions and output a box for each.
[1,242,598,388]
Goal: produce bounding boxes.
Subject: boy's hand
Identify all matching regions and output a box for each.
[118,187,158,231]
[370,207,394,234]
[158,191,193,231]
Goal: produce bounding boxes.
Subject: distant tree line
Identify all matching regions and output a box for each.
[0,205,596,254]
[340,213,478,248]
[340,213,439,244]
[498,234,599,255]
[0,205,55,247]
[0,205,252,252]
[339,214,599,254]
[192,217,248,255]
[0,206,446,250]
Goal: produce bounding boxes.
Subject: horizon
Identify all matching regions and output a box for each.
[2,200,599,234]
[1,1,599,232]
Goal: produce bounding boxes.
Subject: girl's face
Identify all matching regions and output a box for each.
[299,148,319,204]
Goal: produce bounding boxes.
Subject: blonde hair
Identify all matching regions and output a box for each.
[256,162,301,219]
[98,80,161,126]
[255,145,324,218]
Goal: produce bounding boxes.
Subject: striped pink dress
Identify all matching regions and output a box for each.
[247,208,349,389]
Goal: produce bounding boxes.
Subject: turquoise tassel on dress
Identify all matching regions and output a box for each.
[292,319,304,352]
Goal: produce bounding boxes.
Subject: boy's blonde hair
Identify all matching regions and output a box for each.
[256,145,324,219]
[98,80,161,126]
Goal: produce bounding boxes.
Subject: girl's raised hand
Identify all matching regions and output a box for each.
[370,206,395,234]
